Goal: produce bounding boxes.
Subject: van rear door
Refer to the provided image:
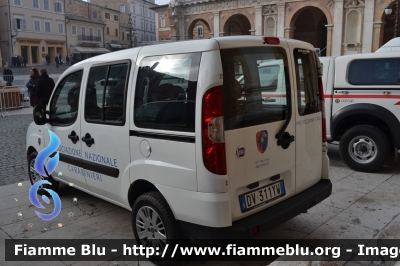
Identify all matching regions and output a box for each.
[220,44,297,221]
[292,48,323,192]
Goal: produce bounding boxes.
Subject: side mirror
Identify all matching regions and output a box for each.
[33,105,47,125]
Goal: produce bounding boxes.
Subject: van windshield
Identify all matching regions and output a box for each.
[220,47,289,130]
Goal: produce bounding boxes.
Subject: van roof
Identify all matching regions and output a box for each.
[68,36,314,70]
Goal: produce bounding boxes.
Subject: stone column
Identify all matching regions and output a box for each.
[332,0,344,56]
[213,11,220,37]
[362,0,374,53]
[284,27,295,39]
[325,24,334,56]
[255,7,262,35]
[179,15,185,41]
[372,22,385,52]
[277,3,285,37]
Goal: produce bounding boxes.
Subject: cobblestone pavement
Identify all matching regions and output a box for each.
[0,114,32,186]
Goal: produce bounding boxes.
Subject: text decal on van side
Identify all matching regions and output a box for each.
[296,116,321,126]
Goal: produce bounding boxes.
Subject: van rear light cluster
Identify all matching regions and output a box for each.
[262,37,280,45]
[318,77,327,142]
[202,86,227,175]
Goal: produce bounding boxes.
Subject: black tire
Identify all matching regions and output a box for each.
[28,151,59,192]
[339,125,390,172]
[132,191,183,263]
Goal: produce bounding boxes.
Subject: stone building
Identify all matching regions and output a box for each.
[153,0,399,56]
[93,0,158,47]
[0,0,66,67]
[65,0,123,59]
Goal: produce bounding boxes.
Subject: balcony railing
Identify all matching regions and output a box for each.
[77,35,101,42]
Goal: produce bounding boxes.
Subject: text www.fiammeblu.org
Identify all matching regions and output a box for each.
[123,244,400,259]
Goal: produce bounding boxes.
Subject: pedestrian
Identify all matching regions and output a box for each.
[23,56,27,68]
[66,54,69,65]
[55,54,60,68]
[18,55,23,68]
[36,69,55,107]
[70,54,74,65]
[11,56,17,68]
[3,65,14,86]
[46,54,50,65]
[26,68,40,107]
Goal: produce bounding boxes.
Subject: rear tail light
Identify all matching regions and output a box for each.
[318,77,327,142]
[202,86,227,175]
[262,37,280,45]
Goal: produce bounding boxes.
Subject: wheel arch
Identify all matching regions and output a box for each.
[27,146,37,160]
[332,103,400,147]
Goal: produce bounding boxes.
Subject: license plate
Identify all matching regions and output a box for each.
[239,180,286,213]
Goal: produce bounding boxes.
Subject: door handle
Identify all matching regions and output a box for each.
[82,133,95,147]
[68,131,79,144]
[277,131,295,150]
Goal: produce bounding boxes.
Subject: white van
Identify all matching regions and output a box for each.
[320,53,400,172]
[27,36,331,244]
[376,37,400,53]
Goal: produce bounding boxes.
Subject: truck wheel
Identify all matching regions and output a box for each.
[28,151,59,192]
[132,192,182,249]
[339,125,390,172]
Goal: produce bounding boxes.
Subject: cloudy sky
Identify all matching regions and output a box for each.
[155,0,170,5]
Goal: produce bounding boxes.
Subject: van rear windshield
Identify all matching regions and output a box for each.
[220,47,289,131]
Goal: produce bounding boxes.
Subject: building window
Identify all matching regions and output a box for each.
[106,27,109,34]
[45,21,51,32]
[133,5,135,13]
[14,0,21,5]
[134,19,136,27]
[141,21,143,30]
[34,20,41,32]
[197,26,203,38]
[72,25,77,35]
[58,23,63,34]
[146,22,147,30]
[119,5,126,13]
[105,13,110,19]
[114,15,118,21]
[55,2,62,12]
[92,12,97,19]
[115,28,118,37]
[81,26,86,36]
[89,27,93,37]
[140,6,142,15]
[33,0,39,9]
[14,18,26,30]
[161,15,165,27]
[43,0,49,10]
[122,32,124,40]
[97,28,101,37]
[42,46,45,52]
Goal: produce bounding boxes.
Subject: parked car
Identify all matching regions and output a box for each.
[320,53,400,172]
[27,36,331,249]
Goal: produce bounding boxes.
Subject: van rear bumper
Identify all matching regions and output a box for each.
[178,179,332,239]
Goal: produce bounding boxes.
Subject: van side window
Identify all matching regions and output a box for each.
[134,53,201,132]
[293,49,320,116]
[85,63,129,125]
[348,59,400,86]
[50,70,83,126]
[221,47,290,130]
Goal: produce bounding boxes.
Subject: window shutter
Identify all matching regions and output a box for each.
[54,2,57,11]
[13,18,17,29]
[22,19,26,30]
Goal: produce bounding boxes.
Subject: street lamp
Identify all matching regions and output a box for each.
[385,3,400,38]
[127,13,137,48]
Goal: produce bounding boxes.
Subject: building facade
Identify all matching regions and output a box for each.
[0,0,66,67]
[153,0,399,56]
[93,0,157,47]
